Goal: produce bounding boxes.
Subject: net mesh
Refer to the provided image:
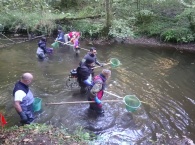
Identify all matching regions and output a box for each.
[51,41,59,49]
[110,58,121,68]
[123,95,141,112]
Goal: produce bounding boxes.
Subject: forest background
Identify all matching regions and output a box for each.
[0,0,195,44]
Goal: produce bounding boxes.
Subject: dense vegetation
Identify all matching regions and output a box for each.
[0,0,195,43]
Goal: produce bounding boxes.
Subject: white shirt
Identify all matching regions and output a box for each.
[14,90,26,102]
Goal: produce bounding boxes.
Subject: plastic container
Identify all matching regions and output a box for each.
[123,95,141,112]
[33,97,42,112]
[110,58,121,68]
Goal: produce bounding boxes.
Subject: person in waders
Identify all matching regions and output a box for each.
[76,57,95,94]
[87,69,111,116]
[13,73,34,125]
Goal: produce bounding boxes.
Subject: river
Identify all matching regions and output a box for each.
[0,39,194,144]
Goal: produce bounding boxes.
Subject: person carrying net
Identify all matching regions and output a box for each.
[87,69,111,116]
[80,47,104,76]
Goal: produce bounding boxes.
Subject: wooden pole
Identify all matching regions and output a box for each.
[93,62,111,69]
[55,40,89,51]
[104,91,123,98]
[45,99,122,105]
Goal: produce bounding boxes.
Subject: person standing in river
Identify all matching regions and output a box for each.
[81,47,103,67]
[13,73,34,125]
[55,27,65,46]
[76,57,95,94]
[87,69,111,116]
[80,47,104,76]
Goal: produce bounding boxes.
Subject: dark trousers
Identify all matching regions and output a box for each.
[20,104,34,125]
[88,97,103,114]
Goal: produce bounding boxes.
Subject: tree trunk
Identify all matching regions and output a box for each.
[103,0,112,36]
[105,0,111,28]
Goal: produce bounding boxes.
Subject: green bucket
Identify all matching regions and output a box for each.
[123,95,141,112]
[33,97,42,112]
[110,58,121,68]
[51,41,59,49]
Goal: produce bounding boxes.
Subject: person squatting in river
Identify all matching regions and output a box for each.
[87,69,111,116]
[36,37,53,59]
[13,73,35,125]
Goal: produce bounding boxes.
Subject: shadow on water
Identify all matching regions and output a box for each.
[0,39,195,144]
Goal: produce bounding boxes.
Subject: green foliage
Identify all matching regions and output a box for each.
[73,126,95,142]
[176,8,195,32]
[109,19,134,38]
[137,17,176,37]
[160,27,194,43]
[0,0,65,35]
[71,20,104,38]
[136,10,155,24]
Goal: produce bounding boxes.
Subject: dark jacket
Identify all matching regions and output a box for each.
[77,62,93,84]
[83,52,101,66]
[56,31,65,42]
[38,40,47,54]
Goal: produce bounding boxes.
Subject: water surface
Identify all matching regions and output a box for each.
[0,39,194,144]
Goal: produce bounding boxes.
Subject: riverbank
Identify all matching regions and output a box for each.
[89,36,195,53]
[0,124,90,145]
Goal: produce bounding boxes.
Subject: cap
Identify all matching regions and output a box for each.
[90,47,96,51]
[58,27,62,31]
[85,57,95,64]
[41,37,46,42]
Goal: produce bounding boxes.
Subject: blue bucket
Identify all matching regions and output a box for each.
[33,97,42,112]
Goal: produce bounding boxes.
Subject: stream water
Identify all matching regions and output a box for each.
[0,39,194,144]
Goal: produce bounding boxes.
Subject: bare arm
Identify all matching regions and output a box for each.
[14,101,22,113]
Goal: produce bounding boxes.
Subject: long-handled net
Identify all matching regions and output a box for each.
[123,95,141,112]
[51,41,59,49]
[46,93,142,113]
[93,58,121,69]
[110,58,121,68]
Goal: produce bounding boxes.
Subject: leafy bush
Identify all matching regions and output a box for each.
[71,19,104,38]
[109,19,134,38]
[0,9,66,35]
[137,17,176,37]
[176,8,195,32]
[160,27,194,43]
[135,10,154,24]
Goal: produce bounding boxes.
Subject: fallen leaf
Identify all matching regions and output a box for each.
[23,138,32,142]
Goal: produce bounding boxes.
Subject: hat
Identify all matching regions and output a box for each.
[85,57,94,64]
[58,27,62,31]
[90,47,96,51]
[41,37,46,42]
